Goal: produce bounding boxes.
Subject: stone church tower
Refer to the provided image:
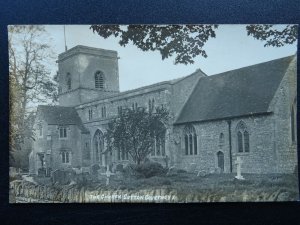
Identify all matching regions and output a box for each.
[57,45,120,107]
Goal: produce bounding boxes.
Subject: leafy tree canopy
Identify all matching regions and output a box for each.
[91,24,297,65]
[105,106,169,165]
[246,24,298,47]
[91,24,218,65]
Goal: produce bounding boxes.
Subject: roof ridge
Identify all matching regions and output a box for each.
[209,55,294,78]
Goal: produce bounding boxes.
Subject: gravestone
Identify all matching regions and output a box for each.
[164,155,170,168]
[38,168,46,177]
[52,169,75,185]
[166,166,175,176]
[188,163,197,173]
[197,170,208,177]
[234,156,245,180]
[81,167,90,174]
[115,164,124,172]
[52,169,64,184]
[100,166,115,186]
[91,164,100,176]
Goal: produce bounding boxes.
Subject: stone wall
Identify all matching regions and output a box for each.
[31,114,85,174]
[10,180,295,203]
[268,56,298,173]
[174,114,290,174]
[73,69,203,168]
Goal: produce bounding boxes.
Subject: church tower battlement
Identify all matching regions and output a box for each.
[57,45,120,107]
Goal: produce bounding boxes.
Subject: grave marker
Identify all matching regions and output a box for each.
[235,156,245,180]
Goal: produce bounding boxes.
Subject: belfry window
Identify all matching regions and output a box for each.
[236,121,250,153]
[95,71,104,89]
[184,125,197,155]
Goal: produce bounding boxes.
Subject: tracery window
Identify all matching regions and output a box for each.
[236,121,250,153]
[184,125,197,155]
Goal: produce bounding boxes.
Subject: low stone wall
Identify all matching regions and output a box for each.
[10,180,296,203]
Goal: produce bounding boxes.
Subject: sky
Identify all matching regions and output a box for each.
[45,25,297,92]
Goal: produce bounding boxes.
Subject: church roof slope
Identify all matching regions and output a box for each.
[37,105,89,133]
[175,55,295,125]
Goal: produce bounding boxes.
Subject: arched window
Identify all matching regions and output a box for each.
[244,131,249,152]
[38,123,43,138]
[237,131,243,153]
[84,142,90,160]
[66,73,71,90]
[236,121,250,153]
[95,71,104,89]
[193,134,197,155]
[185,135,189,155]
[119,141,128,161]
[150,125,166,157]
[184,125,197,155]
[93,130,104,164]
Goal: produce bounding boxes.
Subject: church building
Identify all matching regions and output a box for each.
[29,45,297,175]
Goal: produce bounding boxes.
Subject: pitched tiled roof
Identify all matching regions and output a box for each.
[175,55,295,125]
[37,105,89,133]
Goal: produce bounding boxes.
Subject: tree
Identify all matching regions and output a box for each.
[91,25,218,65]
[9,25,58,166]
[246,24,298,47]
[105,106,169,165]
[90,24,297,65]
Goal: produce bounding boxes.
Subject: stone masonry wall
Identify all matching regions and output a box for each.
[31,112,84,174]
[58,46,119,107]
[268,56,297,173]
[174,114,279,174]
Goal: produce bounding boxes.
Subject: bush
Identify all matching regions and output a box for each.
[124,162,167,178]
[135,162,167,178]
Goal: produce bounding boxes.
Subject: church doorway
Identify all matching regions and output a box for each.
[93,129,105,166]
[217,151,224,172]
